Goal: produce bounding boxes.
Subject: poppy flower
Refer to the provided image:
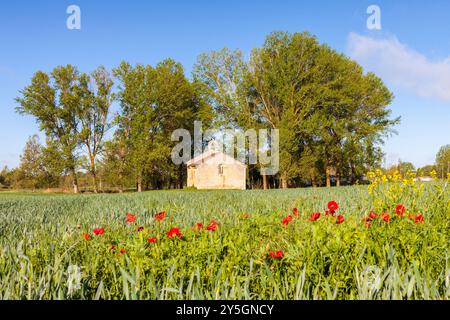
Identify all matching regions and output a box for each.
[282,215,293,225]
[308,212,321,222]
[395,204,406,216]
[369,211,378,220]
[242,213,251,219]
[325,210,330,216]
[292,208,299,217]
[155,211,167,221]
[93,228,105,235]
[110,244,115,250]
[414,214,424,224]
[327,201,339,213]
[167,227,182,238]
[192,222,204,231]
[119,248,125,254]
[137,226,144,232]
[206,220,219,231]
[83,233,90,240]
[381,213,390,222]
[147,237,157,243]
[269,250,284,259]
[126,213,136,223]
[336,215,345,224]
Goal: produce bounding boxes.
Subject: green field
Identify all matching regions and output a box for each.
[0,184,449,300]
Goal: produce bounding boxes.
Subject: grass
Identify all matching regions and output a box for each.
[0,185,448,300]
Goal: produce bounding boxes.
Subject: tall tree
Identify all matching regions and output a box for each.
[78,67,114,193]
[18,135,45,189]
[436,145,450,179]
[194,31,398,188]
[16,65,82,193]
[113,60,212,192]
[0,166,10,188]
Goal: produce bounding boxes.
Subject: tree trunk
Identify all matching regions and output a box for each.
[326,167,331,188]
[90,156,98,193]
[281,174,288,189]
[336,174,341,187]
[137,174,143,193]
[262,174,268,190]
[350,163,356,185]
[311,174,317,188]
[178,165,184,189]
[92,171,98,193]
[118,171,124,193]
[72,169,79,194]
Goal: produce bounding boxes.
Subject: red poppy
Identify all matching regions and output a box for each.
[381,213,390,222]
[147,237,157,243]
[83,233,90,240]
[137,226,144,232]
[206,220,219,231]
[126,213,136,223]
[269,250,284,259]
[414,214,424,224]
[327,201,339,213]
[110,244,115,250]
[369,211,378,220]
[325,210,330,216]
[282,215,293,225]
[167,227,182,238]
[119,248,125,254]
[292,208,299,217]
[93,228,105,235]
[155,211,167,221]
[395,204,406,216]
[192,222,204,232]
[336,215,345,224]
[308,212,321,222]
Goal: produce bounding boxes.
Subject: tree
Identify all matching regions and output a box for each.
[194,31,398,189]
[99,138,132,192]
[113,60,212,192]
[397,160,415,176]
[16,65,82,193]
[78,66,114,193]
[417,164,436,177]
[0,166,10,188]
[18,135,45,189]
[10,135,58,190]
[436,145,450,179]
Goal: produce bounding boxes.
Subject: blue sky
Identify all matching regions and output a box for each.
[1,0,449,169]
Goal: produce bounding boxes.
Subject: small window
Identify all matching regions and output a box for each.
[218,165,224,175]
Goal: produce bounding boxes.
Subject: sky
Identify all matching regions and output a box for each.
[0,0,449,169]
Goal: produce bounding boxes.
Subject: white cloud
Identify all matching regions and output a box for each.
[347,33,450,101]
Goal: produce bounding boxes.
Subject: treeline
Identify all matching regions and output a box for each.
[6,31,409,192]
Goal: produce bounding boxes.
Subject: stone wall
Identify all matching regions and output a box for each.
[187,163,246,190]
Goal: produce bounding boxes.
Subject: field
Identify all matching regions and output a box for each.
[0,180,449,300]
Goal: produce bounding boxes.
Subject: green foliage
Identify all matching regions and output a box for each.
[417,165,437,178]
[193,31,399,187]
[436,145,450,179]
[8,135,58,190]
[0,185,448,299]
[111,60,213,191]
[78,66,114,193]
[0,167,11,188]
